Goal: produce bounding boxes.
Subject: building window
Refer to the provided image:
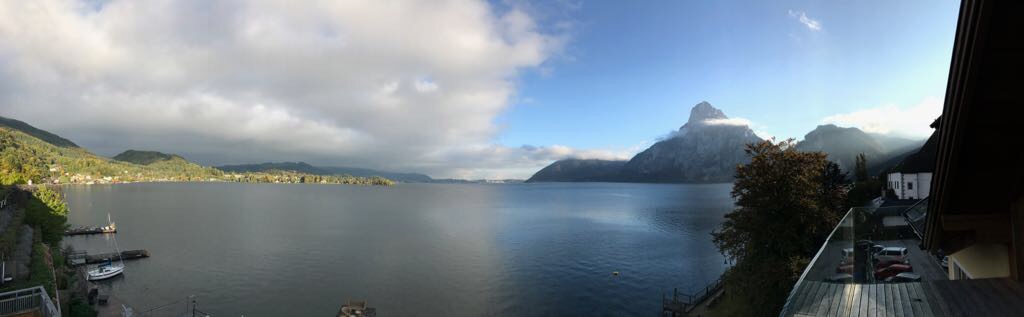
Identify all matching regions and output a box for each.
[908,182,913,190]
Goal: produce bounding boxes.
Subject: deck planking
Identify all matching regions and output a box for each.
[847,283,861,317]
[909,281,934,317]
[780,278,1024,317]
[895,283,913,317]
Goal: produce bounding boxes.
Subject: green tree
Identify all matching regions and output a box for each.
[848,154,881,207]
[820,161,848,213]
[25,186,68,245]
[712,140,847,316]
[854,153,868,182]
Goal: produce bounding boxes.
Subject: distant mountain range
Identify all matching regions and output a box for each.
[527,102,930,183]
[888,129,938,174]
[216,162,524,183]
[0,116,384,185]
[526,159,626,182]
[217,162,434,183]
[0,114,457,184]
[3,110,929,186]
[794,124,924,173]
[528,102,762,183]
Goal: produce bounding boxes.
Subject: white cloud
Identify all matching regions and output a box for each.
[753,130,774,141]
[704,117,753,126]
[0,0,583,179]
[788,10,822,31]
[821,97,943,138]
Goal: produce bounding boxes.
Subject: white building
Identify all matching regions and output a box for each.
[885,128,937,201]
[887,172,932,200]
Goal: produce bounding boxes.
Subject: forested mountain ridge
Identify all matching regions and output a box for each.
[525,159,626,182]
[0,115,79,148]
[794,124,926,173]
[0,119,393,186]
[113,150,187,165]
[794,124,884,171]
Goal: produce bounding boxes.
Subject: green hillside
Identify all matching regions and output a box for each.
[113,150,185,165]
[0,116,79,148]
[0,127,222,184]
[0,127,393,186]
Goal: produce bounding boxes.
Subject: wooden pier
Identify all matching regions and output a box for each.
[663,275,724,316]
[65,223,117,236]
[68,250,150,266]
[338,300,376,317]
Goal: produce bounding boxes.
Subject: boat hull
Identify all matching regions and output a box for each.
[87,265,124,281]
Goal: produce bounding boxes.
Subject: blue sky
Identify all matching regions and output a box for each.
[497,1,959,151]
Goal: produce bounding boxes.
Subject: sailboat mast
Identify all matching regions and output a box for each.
[109,214,125,266]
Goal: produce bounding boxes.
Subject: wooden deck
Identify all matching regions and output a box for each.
[67,250,150,266]
[780,278,1024,316]
[64,227,116,236]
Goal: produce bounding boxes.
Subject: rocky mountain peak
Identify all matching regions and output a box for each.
[528,100,762,183]
[617,101,762,183]
[809,124,841,132]
[686,101,728,125]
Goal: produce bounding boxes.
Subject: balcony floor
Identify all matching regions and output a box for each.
[781,278,1024,316]
[805,239,948,283]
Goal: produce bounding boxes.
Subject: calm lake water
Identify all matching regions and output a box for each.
[63,182,732,316]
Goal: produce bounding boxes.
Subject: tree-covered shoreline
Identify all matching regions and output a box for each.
[0,127,394,187]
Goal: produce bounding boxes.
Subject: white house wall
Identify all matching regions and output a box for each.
[918,173,932,200]
[904,174,920,199]
[888,173,902,197]
[886,172,933,200]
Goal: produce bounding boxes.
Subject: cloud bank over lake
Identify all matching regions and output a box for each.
[0,0,611,179]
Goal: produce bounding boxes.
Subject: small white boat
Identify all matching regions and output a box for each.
[89,213,127,281]
[87,262,125,281]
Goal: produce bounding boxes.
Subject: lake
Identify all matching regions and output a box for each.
[63,182,733,316]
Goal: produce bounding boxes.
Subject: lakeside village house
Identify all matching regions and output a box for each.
[885,120,939,201]
[867,124,939,245]
[887,172,931,200]
[887,170,932,201]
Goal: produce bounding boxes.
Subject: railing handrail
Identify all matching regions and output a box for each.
[0,286,44,299]
[778,207,860,316]
[664,273,726,308]
[0,286,58,317]
[903,197,929,240]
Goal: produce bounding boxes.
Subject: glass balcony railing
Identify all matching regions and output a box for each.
[780,200,948,316]
[904,198,929,241]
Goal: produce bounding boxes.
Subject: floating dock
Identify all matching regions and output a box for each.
[65,223,117,236]
[68,250,150,266]
[663,275,725,317]
[337,300,376,317]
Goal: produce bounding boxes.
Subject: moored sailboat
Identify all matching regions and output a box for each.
[87,260,124,281]
[88,213,125,281]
